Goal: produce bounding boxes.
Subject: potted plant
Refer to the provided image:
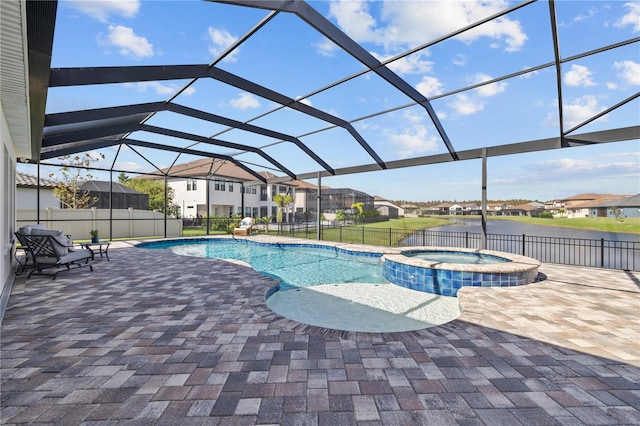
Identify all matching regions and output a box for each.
[90,230,99,243]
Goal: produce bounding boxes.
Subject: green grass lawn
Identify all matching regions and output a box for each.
[180,215,638,244]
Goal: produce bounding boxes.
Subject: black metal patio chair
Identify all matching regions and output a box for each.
[20,233,94,279]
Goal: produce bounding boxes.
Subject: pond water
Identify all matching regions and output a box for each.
[401,219,639,270]
[430,219,640,241]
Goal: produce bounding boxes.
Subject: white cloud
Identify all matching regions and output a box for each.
[65,0,140,22]
[124,82,195,96]
[543,95,605,128]
[573,7,597,23]
[315,38,339,57]
[535,156,639,176]
[375,51,433,75]
[564,64,596,87]
[208,27,239,62]
[613,60,640,86]
[329,1,527,52]
[472,73,507,97]
[114,160,150,173]
[385,125,439,158]
[606,81,618,90]
[296,97,313,107]
[328,1,383,44]
[105,25,153,59]
[615,2,640,32]
[449,94,484,116]
[229,93,260,109]
[452,54,467,67]
[416,76,444,98]
[519,66,538,79]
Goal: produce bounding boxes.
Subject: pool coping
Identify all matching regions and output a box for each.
[382,246,541,274]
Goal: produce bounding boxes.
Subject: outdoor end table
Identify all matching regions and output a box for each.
[80,241,110,261]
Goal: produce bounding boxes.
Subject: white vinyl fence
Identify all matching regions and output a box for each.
[17,207,182,240]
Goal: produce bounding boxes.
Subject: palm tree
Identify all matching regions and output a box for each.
[272,193,295,234]
[260,215,273,233]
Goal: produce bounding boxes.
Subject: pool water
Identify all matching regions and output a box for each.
[141,239,387,290]
[404,251,509,265]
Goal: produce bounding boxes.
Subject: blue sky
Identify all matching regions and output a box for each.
[22,0,639,202]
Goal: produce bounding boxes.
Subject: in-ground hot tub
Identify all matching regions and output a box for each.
[382,247,540,296]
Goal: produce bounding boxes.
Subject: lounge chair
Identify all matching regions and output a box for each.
[233,217,254,236]
[19,233,94,279]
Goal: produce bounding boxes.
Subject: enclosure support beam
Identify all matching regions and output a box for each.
[481,148,488,250]
[109,171,113,241]
[164,175,168,239]
[206,178,211,236]
[37,162,41,224]
[317,172,321,241]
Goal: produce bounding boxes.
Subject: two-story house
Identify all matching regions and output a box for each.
[141,159,296,221]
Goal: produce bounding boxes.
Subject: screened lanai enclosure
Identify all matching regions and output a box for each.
[11,0,639,234]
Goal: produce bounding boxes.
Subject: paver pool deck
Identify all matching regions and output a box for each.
[1,237,639,425]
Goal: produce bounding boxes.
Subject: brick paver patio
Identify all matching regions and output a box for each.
[2,238,639,425]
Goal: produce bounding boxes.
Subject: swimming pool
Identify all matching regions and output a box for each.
[137,237,462,332]
[139,238,387,290]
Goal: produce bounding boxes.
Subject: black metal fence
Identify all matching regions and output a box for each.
[285,223,640,271]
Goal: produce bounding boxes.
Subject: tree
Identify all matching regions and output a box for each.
[272,193,295,233]
[117,172,130,184]
[50,153,104,209]
[336,209,347,224]
[260,215,273,233]
[351,202,364,223]
[122,177,179,216]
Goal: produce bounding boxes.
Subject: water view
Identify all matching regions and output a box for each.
[402,219,640,270]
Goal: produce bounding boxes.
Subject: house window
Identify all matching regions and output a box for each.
[214,180,225,191]
[229,182,233,192]
[187,179,197,191]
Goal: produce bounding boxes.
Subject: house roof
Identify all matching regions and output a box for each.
[592,194,640,208]
[139,158,259,182]
[508,203,544,211]
[80,181,146,195]
[290,180,331,191]
[16,172,57,189]
[567,194,630,208]
[559,193,628,202]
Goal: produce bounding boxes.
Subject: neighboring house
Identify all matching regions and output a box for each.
[290,180,331,219]
[449,202,479,215]
[16,172,59,209]
[320,188,374,214]
[140,159,296,221]
[424,203,452,215]
[500,202,546,217]
[554,193,629,218]
[374,196,404,218]
[80,181,149,210]
[590,194,640,218]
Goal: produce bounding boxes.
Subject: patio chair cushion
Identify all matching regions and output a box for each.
[18,224,47,235]
[35,248,93,266]
[30,229,71,256]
